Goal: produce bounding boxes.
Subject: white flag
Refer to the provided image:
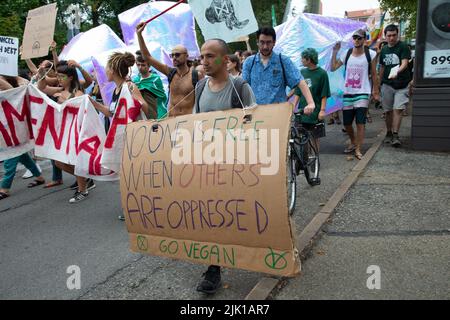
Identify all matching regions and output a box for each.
[188,0,258,43]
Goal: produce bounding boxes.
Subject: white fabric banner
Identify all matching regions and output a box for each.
[188,0,258,43]
[0,85,141,181]
[0,86,34,160]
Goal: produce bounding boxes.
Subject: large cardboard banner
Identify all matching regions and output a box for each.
[120,104,301,276]
[21,3,58,59]
[0,36,19,77]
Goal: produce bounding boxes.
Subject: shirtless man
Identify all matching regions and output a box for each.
[136,22,203,117]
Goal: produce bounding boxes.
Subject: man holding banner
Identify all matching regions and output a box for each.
[193,38,256,294]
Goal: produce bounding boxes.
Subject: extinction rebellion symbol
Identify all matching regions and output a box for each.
[137,235,148,251]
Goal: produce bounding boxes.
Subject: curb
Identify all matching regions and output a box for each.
[245,129,386,300]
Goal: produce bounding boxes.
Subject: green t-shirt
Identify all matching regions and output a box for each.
[294,67,330,124]
[132,72,168,120]
[380,41,411,86]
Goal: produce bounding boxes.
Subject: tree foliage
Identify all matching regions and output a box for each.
[0,0,288,62]
[379,0,418,38]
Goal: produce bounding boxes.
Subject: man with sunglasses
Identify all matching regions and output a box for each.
[136,22,203,118]
[331,29,379,160]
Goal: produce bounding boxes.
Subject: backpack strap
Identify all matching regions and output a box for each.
[191,68,199,88]
[279,53,287,86]
[194,78,208,113]
[167,68,177,86]
[364,46,372,76]
[247,55,257,85]
[231,77,247,109]
[344,48,353,73]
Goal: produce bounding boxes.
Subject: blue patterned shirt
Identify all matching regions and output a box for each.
[242,52,303,105]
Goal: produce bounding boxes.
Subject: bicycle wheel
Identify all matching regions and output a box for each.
[303,136,320,186]
[287,144,297,216]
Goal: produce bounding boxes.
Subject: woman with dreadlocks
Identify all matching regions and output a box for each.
[89,52,149,133]
[89,52,149,220]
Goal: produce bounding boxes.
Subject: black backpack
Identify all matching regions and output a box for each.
[167,67,199,88]
[195,77,248,113]
[344,46,372,76]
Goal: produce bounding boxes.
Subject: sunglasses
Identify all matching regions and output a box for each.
[170,52,186,58]
[352,36,363,40]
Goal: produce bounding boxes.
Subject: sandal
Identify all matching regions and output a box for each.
[43,180,63,188]
[344,145,356,154]
[355,151,363,160]
[28,179,45,188]
[0,192,10,200]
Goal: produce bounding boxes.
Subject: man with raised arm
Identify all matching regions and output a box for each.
[136,22,203,117]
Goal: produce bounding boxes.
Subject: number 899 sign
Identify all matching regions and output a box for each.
[424,49,450,78]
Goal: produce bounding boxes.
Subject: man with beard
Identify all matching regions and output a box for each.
[242,27,315,110]
[331,29,379,160]
[136,22,203,117]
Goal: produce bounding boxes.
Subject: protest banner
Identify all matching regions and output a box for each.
[0,86,34,161]
[275,13,366,114]
[119,1,200,58]
[188,0,258,43]
[0,36,19,77]
[100,84,142,174]
[0,84,135,181]
[120,104,301,276]
[21,3,58,59]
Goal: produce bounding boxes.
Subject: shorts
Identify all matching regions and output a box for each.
[342,95,369,126]
[381,84,409,111]
[343,107,368,126]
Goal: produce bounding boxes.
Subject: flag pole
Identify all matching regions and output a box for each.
[144,0,185,25]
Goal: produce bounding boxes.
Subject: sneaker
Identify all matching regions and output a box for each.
[310,177,321,186]
[70,181,78,190]
[22,169,33,179]
[383,131,393,144]
[69,191,89,203]
[196,265,222,294]
[392,133,401,147]
[118,215,126,221]
[86,178,96,191]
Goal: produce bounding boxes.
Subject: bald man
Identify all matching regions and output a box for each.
[136,22,203,117]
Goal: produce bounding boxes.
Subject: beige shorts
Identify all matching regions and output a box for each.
[381,84,409,111]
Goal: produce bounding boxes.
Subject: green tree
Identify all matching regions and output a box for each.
[379,0,418,39]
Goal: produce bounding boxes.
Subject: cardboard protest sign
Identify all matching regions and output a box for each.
[21,3,58,59]
[120,104,301,276]
[0,86,34,161]
[0,36,19,77]
[188,0,258,43]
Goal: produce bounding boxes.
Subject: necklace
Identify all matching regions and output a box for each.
[177,68,190,79]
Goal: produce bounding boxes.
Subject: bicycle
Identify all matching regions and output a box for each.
[287,112,321,215]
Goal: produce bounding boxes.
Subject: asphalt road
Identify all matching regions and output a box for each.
[0,110,386,300]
